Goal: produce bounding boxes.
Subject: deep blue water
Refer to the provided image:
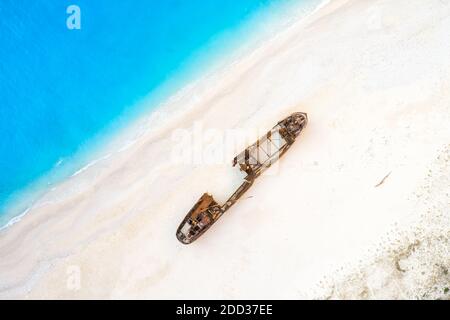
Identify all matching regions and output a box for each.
[0,0,292,222]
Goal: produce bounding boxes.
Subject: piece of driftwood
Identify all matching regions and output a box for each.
[176,112,308,244]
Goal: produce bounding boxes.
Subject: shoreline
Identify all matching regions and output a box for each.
[0,0,449,299]
[0,0,325,232]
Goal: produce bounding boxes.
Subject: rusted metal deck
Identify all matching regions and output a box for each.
[176,112,308,244]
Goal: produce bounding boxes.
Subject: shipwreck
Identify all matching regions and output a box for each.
[176,112,308,244]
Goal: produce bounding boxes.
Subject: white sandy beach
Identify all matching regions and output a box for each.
[0,0,449,299]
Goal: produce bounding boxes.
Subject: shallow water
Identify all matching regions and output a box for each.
[0,0,296,222]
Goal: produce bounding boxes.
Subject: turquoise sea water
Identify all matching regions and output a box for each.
[0,0,305,226]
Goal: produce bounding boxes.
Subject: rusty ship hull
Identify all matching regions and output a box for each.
[176,112,308,244]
